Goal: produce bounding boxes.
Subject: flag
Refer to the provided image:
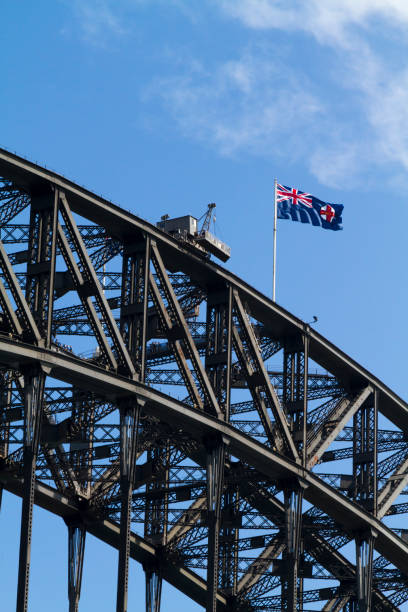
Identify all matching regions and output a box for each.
[276,184,343,231]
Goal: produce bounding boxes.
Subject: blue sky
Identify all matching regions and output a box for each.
[2,1,408,609]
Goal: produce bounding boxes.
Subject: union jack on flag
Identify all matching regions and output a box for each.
[276,183,343,231]
[276,184,313,208]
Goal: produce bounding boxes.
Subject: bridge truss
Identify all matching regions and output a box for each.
[0,148,408,611]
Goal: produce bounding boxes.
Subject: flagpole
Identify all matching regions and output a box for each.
[272,178,277,302]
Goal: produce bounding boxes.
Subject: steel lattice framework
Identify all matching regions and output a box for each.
[0,148,408,612]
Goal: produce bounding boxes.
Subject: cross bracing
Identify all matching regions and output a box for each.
[0,148,408,611]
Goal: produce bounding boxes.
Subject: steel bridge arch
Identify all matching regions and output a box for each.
[0,147,407,611]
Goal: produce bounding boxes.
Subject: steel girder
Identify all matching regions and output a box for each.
[1,149,408,612]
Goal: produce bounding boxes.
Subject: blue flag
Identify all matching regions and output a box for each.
[277,184,343,231]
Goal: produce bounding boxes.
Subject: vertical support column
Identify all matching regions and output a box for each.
[143,441,169,612]
[67,522,86,612]
[71,388,95,497]
[301,331,309,468]
[0,369,12,513]
[120,237,150,381]
[0,369,12,457]
[205,287,236,600]
[283,334,307,454]
[355,532,376,612]
[352,389,378,513]
[219,486,239,598]
[16,368,45,612]
[117,400,140,612]
[145,567,162,612]
[25,188,58,346]
[353,389,378,611]
[205,286,232,419]
[281,332,308,610]
[205,436,225,612]
[144,444,169,546]
[281,483,304,612]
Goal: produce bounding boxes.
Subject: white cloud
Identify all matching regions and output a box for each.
[148,43,391,187]
[66,0,408,186]
[219,0,408,45]
[217,2,408,167]
[148,51,323,158]
[309,144,362,188]
[69,0,126,45]
[348,47,408,170]
[139,1,408,186]
[67,0,203,44]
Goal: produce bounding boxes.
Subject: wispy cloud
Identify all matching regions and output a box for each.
[143,0,408,187]
[66,0,408,186]
[66,0,201,45]
[148,50,323,159]
[146,44,377,187]
[215,1,408,185]
[350,47,408,171]
[68,0,126,46]
[219,0,408,45]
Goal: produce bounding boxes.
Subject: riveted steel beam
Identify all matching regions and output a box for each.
[117,400,140,612]
[355,531,376,612]
[120,238,150,380]
[237,536,284,596]
[16,368,45,612]
[282,332,309,476]
[0,274,23,335]
[377,452,408,519]
[205,286,232,419]
[232,290,297,460]
[57,223,118,370]
[282,484,304,611]
[145,568,162,612]
[66,521,86,612]
[58,193,135,377]
[0,182,30,227]
[205,438,224,612]
[352,390,378,515]
[150,242,221,418]
[25,188,58,346]
[308,385,373,469]
[0,240,42,344]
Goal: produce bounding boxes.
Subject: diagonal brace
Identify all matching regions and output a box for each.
[233,290,297,460]
[0,240,42,344]
[307,385,373,469]
[59,193,135,376]
[150,243,221,418]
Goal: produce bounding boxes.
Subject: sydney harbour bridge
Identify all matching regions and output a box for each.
[0,147,407,612]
